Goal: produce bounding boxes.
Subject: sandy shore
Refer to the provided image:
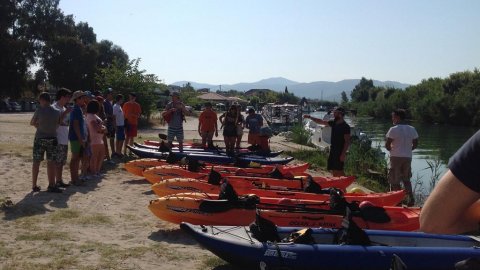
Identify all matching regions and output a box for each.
[0,112,341,269]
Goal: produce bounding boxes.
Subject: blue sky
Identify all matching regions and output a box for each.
[60,0,480,85]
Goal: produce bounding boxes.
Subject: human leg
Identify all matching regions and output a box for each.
[32,138,44,190]
[388,157,403,191]
[69,140,81,184]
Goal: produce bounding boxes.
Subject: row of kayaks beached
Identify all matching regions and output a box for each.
[124,155,480,269]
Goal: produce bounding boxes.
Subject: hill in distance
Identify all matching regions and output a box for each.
[172,77,410,101]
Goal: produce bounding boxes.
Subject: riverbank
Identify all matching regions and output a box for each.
[1,112,362,269]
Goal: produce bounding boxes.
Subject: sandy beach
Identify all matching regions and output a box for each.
[0,112,332,270]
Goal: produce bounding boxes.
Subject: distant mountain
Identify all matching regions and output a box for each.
[171,77,410,101]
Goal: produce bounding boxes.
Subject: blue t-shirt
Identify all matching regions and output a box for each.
[449,130,480,193]
[68,105,85,141]
[246,114,263,134]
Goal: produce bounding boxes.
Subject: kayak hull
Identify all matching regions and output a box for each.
[180,222,480,270]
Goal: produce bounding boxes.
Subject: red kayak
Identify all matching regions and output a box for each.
[125,159,309,178]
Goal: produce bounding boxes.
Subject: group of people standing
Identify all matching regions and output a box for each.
[163,93,265,156]
[30,88,141,193]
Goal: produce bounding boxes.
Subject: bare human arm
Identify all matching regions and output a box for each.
[385,137,393,151]
[420,170,480,234]
[412,138,418,150]
[303,114,329,125]
[340,134,351,162]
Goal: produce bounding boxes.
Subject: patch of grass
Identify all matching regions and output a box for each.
[14,215,42,230]
[285,150,327,170]
[0,241,13,258]
[150,243,190,261]
[15,230,71,241]
[290,124,313,146]
[77,213,113,225]
[2,256,78,270]
[200,256,230,269]
[49,208,81,222]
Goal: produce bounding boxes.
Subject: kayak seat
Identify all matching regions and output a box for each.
[249,211,280,242]
[333,208,371,246]
[303,176,326,194]
[198,194,260,213]
[207,169,223,185]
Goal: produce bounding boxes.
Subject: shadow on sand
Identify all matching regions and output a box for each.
[1,160,122,221]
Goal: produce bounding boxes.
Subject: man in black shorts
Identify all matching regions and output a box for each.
[303,107,351,176]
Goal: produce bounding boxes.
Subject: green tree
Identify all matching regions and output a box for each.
[96,40,129,69]
[350,77,374,102]
[96,58,161,120]
[341,91,348,103]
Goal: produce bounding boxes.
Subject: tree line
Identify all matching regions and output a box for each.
[1,0,166,119]
[345,69,480,126]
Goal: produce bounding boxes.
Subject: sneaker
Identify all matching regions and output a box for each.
[56,181,70,188]
[32,186,41,192]
[47,186,63,193]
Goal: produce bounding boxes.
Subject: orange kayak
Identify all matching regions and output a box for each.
[125,159,309,178]
[148,193,420,231]
[142,166,343,187]
[151,178,403,206]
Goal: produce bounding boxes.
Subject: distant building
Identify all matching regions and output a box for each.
[197,92,247,109]
[197,88,210,93]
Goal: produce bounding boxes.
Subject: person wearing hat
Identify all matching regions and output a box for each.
[68,90,87,185]
[123,93,142,155]
[198,102,218,149]
[30,92,62,193]
[162,92,189,152]
[304,107,351,176]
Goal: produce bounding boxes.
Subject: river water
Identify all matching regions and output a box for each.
[312,112,478,195]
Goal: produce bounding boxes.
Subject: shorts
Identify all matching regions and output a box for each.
[327,150,344,171]
[168,127,184,142]
[55,144,68,165]
[106,121,115,138]
[223,125,237,137]
[201,131,214,141]
[33,138,58,162]
[70,140,82,154]
[388,156,412,185]
[116,126,125,141]
[248,133,261,145]
[126,124,138,137]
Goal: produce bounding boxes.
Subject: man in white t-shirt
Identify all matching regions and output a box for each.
[385,109,419,206]
[112,94,125,158]
[52,88,73,188]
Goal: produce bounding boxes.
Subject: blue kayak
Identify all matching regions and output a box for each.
[127,146,294,165]
[181,222,480,270]
[133,142,283,157]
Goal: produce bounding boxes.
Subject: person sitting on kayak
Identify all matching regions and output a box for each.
[420,129,480,234]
